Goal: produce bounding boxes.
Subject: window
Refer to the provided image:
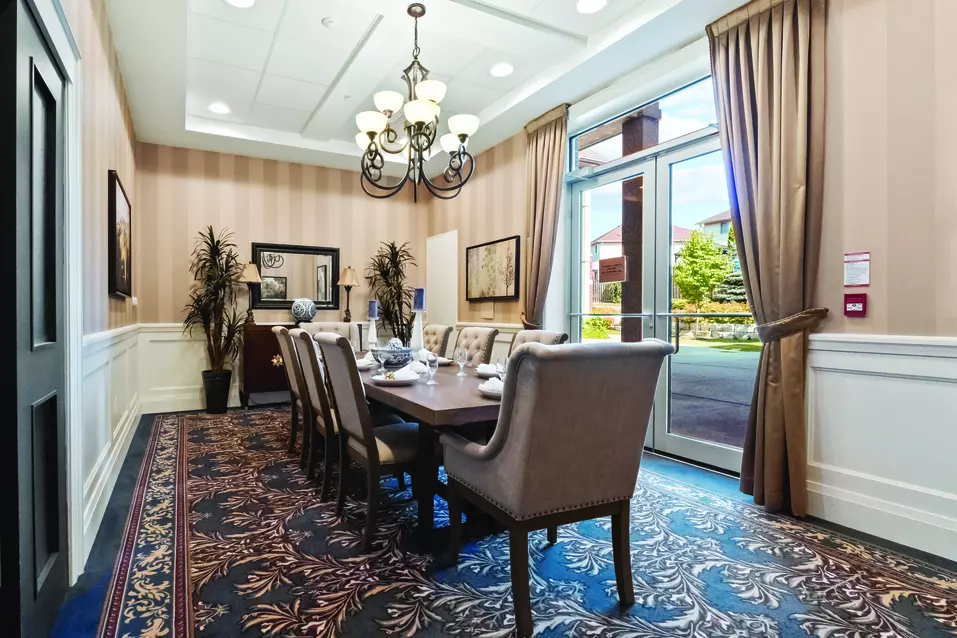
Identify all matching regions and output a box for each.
[720,221,730,235]
[573,77,718,169]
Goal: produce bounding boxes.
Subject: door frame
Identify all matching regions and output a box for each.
[23,0,84,583]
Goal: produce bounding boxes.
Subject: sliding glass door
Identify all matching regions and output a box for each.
[569,130,756,472]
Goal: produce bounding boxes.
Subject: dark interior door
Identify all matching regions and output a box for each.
[1,0,69,634]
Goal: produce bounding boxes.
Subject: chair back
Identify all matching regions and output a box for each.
[315,333,376,454]
[509,330,568,354]
[300,322,360,345]
[272,326,301,400]
[485,340,673,519]
[453,326,499,367]
[289,329,336,433]
[423,324,453,356]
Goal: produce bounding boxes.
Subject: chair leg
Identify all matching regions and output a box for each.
[611,501,635,607]
[509,530,533,638]
[363,470,380,552]
[299,412,311,470]
[307,425,321,479]
[446,479,463,565]
[396,472,406,491]
[319,431,336,503]
[288,400,299,453]
[336,434,349,517]
[547,526,558,545]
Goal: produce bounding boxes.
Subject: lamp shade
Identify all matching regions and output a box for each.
[415,79,447,104]
[448,114,480,137]
[337,266,360,288]
[440,133,464,154]
[373,90,404,114]
[356,132,374,151]
[237,262,261,284]
[403,99,440,124]
[356,111,388,134]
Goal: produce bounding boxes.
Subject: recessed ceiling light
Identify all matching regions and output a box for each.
[223,0,255,8]
[576,0,608,14]
[321,16,338,28]
[490,62,514,78]
[208,101,231,115]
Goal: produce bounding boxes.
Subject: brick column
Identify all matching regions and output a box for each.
[619,104,660,342]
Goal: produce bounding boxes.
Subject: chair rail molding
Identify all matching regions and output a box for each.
[806,332,957,562]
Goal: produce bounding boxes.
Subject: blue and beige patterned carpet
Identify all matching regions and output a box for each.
[55,408,957,637]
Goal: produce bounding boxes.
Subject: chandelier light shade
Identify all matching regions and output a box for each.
[355,3,478,201]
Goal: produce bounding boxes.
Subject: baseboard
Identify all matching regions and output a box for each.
[806,332,957,562]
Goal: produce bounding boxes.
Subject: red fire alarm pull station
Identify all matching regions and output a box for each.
[844,293,867,317]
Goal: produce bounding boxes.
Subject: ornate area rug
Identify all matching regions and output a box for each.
[102,409,957,637]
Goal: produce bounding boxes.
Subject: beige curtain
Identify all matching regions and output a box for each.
[708,0,828,516]
[522,105,568,329]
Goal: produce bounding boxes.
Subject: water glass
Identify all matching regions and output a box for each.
[455,348,468,377]
[371,347,387,376]
[426,353,439,385]
[350,339,360,356]
[496,357,507,382]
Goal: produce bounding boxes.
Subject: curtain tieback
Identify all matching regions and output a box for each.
[756,308,828,343]
[520,312,542,330]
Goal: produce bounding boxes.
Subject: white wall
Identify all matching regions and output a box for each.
[806,333,957,561]
[426,231,459,330]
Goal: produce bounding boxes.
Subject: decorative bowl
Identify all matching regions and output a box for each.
[371,341,414,369]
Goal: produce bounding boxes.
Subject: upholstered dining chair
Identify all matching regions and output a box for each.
[299,321,360,346]
[452,326,499,367]
[315,333,421,551]
[423,324,454,357]
[440,340,674,638]
[272,326,310,469]
[289,329,341,501]
[508,329,569,354]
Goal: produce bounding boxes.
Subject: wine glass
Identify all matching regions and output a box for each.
[496,357,507,382]
[350,339,360,357]
[426,353,439,385]
[371,347,387,376]
[455,348,468,377]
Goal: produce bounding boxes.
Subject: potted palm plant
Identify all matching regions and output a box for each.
[184,226,246,413]
[366,241,416,345]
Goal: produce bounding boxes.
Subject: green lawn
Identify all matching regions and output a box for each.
[683,338,762,352]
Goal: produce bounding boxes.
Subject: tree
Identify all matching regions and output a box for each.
[673,230,732,307]
[713,270,748,303]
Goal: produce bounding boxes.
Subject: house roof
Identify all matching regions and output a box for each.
[591,225,693,246]
[696,210,732,225]
[578,147,609,168]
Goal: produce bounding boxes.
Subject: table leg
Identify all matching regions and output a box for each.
[416,425,436,547]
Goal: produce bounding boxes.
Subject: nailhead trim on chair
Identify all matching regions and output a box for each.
[448,472,631,521]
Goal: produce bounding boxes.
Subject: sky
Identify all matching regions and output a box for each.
[583,78,730,241]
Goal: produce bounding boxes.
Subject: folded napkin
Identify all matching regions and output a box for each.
[386,365,420,381]
[479,377,504,393]
[409,360,428,374]
[438,356,452,365]
[363,351,376,363]
[476,363,498,376]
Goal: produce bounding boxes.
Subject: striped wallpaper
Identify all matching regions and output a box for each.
[134,143,426,325]
[427,133,528,325]
[62,0,138,335]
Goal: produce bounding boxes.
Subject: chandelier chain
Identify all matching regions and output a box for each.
[412,16,420,59]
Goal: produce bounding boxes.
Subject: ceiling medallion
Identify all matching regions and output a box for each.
[354,3,479,201]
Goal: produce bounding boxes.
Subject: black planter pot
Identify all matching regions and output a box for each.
[202,369,232,414]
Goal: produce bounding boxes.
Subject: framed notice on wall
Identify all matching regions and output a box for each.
[843,252,870,287]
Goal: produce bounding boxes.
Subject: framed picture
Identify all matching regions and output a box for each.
[316,265,328,302]
[108,170,132,298]
[261,276,288,301]
[466,235,520,302]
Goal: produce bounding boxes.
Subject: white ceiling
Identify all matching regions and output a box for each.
[105,0,745,175]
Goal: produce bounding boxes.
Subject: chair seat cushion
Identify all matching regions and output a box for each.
[349,422,419,464]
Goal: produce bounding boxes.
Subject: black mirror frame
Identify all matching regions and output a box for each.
[251,242,341,311]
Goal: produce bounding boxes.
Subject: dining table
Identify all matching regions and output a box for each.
[360,363,501,546]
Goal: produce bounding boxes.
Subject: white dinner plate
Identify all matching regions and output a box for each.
[478,386,503,399]
[371,375,419,387]
[356,360,376,371]
[476,370,499,379]
[437,357,453,366]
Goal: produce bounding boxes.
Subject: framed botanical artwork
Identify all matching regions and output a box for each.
[261,276,288,301]
[465,235,520,302]
[108,170,132,298]
[316,265,328,302]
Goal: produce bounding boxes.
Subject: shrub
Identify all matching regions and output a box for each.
[582,317,611,339]
[674,300,754,331]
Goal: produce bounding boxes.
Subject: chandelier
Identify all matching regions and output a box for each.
[355,3,479,201]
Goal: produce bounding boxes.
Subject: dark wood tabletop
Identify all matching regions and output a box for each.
[361,365,501,427]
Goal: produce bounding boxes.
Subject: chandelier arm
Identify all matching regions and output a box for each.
[377,128,410,155]
[422,151,475,192]
[360,168,411,199]
[421,175,464,200]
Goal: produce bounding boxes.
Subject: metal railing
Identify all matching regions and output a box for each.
[655,312,754,354]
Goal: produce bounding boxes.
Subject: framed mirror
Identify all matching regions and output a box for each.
[251,242,340,310]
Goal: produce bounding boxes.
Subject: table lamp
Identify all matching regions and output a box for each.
[237,262,261,324]
[337,266,360,322]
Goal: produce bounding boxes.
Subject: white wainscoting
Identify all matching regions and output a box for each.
[806,333,957,561]
[78,325,141,569]
[138,324,241,414]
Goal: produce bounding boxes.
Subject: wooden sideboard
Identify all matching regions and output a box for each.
[240,323,294,407]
